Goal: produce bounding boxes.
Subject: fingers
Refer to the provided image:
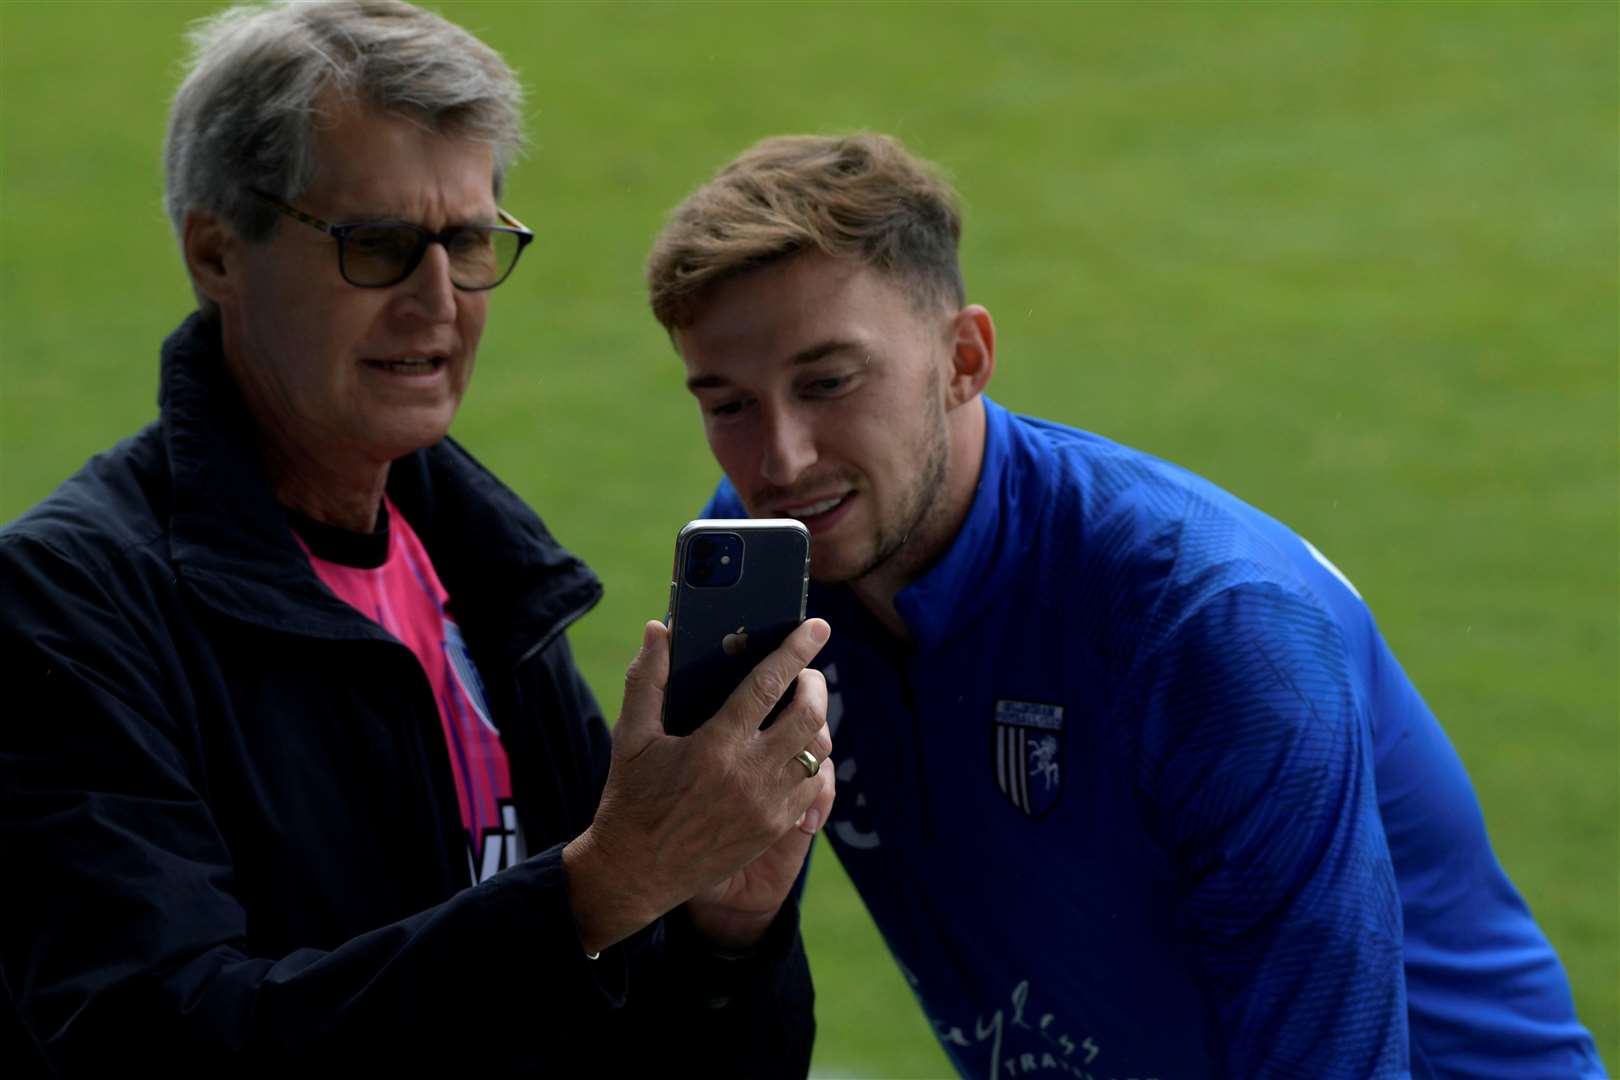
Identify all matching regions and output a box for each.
[721,618,830,732]
[784,726,831,791]
[796,763,836,835]
[780,667,833,838]
[762,663,830,762]
[613,620,670,754]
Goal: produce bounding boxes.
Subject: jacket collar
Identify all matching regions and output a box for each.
[159,313,601,659]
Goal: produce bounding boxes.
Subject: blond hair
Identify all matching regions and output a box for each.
[646,133,964,329]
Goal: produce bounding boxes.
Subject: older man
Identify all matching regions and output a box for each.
[646,133,1605,1078]
[0,3,832,1073]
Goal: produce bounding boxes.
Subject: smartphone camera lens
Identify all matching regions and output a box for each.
[685,531,744,588]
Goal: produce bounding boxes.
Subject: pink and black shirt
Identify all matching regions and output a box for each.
[290,497,525,885]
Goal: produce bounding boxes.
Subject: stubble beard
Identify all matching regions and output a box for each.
[842,387,951,587]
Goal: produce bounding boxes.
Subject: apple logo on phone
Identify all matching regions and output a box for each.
[722,626,748,656]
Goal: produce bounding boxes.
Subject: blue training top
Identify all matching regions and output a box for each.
[704,397,1603,1079]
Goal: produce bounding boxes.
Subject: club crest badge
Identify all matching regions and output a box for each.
[993,699,1065,819]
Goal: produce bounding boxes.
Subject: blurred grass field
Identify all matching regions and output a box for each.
[1,1,1614,1074]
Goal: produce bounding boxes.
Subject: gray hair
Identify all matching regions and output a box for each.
[163,0,525,243]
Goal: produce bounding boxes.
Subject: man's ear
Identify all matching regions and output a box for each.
[945,304,996,409]
[182,208,239,306]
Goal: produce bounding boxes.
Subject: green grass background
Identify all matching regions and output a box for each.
[2,1,1614,1073]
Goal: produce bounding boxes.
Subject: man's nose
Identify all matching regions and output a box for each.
[759,405,818,488]
[396,242,457,323]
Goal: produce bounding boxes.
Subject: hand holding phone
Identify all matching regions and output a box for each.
[662,519,811,736]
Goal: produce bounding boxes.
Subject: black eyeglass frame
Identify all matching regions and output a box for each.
[247,188,534,291]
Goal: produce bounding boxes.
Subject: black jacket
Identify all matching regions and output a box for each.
[0,315,814,1076]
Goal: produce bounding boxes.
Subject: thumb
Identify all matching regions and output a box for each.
[614,620,671,754]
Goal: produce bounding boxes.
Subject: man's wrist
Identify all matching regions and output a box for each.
[683,899,782,953]
[562,829,661,957]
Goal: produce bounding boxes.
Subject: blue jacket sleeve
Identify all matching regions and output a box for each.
[1131,581,1408,1078]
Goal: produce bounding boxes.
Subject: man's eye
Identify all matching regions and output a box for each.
[446,230,492,255]
[708,400,746,418]
[347,226,416,257]
[803,375,850,396]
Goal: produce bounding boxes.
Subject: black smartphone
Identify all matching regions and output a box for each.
[662,519,811,736]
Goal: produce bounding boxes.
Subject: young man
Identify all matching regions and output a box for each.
[645,133,1605,1078]
[0,4,834,1073]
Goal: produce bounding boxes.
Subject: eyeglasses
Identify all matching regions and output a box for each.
[248,188,533,291]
